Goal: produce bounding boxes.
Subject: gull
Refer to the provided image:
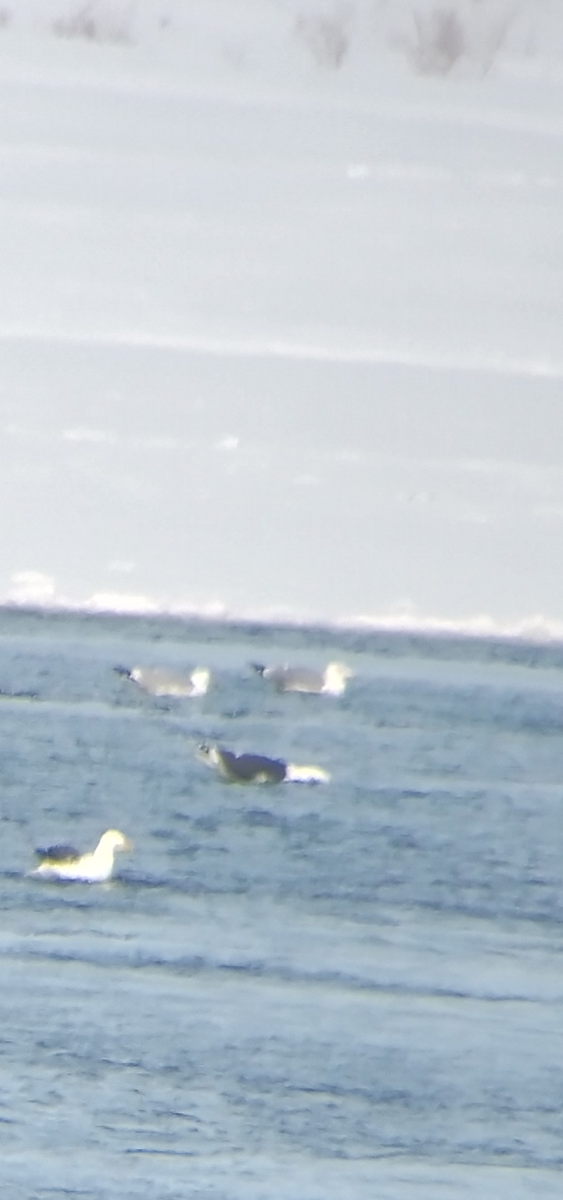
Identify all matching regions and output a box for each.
[114,665,210,697]
[250,660,353,696]
[31,829,132,882]
[196,742,330,785]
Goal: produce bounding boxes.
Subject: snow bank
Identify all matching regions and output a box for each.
[0,0,562,89]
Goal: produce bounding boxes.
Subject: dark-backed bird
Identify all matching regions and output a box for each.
[196,742,330,785]
[31,829,132,882]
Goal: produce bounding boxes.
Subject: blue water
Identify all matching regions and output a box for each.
[1,608,562,1199]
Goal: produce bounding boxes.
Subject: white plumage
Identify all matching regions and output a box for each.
[31,829,132,882]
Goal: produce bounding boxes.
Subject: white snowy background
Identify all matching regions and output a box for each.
[0,0,562,634]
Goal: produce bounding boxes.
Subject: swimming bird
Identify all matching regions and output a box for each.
[250,660,353,696]
[114,665,210,698]
[196,742,330,785]
[31,829,132,882]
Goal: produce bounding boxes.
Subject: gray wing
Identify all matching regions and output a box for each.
[274,666,324,692]
[35,843,80,862]
[220,749,287,784]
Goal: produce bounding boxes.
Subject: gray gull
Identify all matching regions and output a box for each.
[114,665,210,697]
[250,660,353,696]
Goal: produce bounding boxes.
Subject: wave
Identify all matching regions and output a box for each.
[4,928,559,1005]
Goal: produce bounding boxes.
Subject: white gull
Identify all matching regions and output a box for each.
[31,829,132,882]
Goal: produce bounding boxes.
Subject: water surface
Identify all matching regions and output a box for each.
[0,608,562,1198]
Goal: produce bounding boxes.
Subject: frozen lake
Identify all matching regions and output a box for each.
[0,607,562,1197]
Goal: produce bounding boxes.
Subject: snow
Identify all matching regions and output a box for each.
[0,1,562,633]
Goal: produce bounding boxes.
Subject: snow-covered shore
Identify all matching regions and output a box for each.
[0,1,562,634]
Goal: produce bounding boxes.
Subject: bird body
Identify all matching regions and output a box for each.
[32,829,131,882]
[197,742,330,785]
[251,660,353,696]
[114,665,210,697]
